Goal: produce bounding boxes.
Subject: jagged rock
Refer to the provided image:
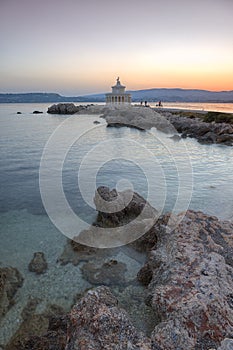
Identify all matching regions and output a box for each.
[47,103,84,114]
[216,133,233,145]
[81,259,127,285]
[94,186,157,228]
[138,210,233,350]
[28,252,48,274]
[164,112,233,146]
[0,266,23,320]
[137,263,153,286]
[69,186,158,248]
[21,287,151,349]
[67,286,151,349]
[6,301,66,350]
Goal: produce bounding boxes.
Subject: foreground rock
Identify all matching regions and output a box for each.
[10,203,233,350]
[68,286,151,349]
[28,252,48,274]
[138,210,233,350]
[0,267,23,321]
[21,286,151,350]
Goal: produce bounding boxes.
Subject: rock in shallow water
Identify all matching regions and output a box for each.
[0,266,23,321]
[81,259,127,286]
[47,103,85,114]
[28,252,48,274]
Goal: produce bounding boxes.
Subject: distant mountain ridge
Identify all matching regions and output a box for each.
[1,88,233,103]
[85,88,233,103]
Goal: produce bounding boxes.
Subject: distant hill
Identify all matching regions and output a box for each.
[83,88,233,103]
[0,89,233,103]
[0,93,99,103]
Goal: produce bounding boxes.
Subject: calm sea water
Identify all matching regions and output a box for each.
[150,101,233,113]
[0,102,233,344]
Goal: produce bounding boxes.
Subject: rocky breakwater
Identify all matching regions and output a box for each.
[162,111,233,146]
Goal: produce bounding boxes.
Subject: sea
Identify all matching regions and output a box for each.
[0,102,233,345]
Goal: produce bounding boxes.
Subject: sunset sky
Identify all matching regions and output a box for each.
[1,0,233,95]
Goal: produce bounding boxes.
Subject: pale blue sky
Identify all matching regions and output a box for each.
[1,0,233,95]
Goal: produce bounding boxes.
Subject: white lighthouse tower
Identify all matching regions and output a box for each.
[105,77,131,105]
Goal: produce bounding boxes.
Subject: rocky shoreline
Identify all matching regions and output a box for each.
[162,111,233,146]
[46,103,233,146]
[2,186,232,350]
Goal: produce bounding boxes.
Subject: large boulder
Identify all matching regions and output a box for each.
[67,286,151,350]
[0,267,23,320]
[138,210,233,350]
[103,106,174,132]
[22,287,151,350]
[71,186,159,249]
[47,103,83,114]
[94,186,157,228]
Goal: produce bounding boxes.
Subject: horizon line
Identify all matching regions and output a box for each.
[1,87,233,96]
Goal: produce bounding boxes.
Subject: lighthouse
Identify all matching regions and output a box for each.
[105,77,131,105]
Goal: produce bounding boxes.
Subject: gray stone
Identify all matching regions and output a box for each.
[139,210,233,349]
[28,252,48,274]
[0,266,23,320]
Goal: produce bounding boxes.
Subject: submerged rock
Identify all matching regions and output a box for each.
[81,259,127,285]
[6,300,66,350]
[28,252,48,274]
[32,110,43,114]
[0,267,23,320]
[58,240,114,265]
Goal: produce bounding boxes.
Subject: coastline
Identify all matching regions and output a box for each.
[1,103,233,349]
